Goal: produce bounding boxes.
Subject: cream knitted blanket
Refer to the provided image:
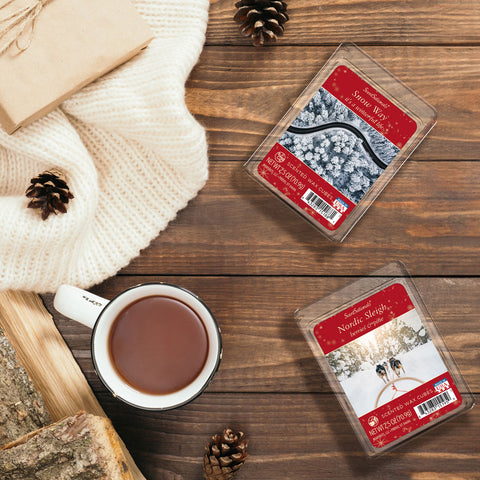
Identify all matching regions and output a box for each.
[0,0,209,293]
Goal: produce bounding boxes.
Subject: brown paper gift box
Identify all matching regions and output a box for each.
[0,0,154,134]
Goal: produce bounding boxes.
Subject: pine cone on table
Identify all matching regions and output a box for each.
[25,169,74,220]
[203,428,248,480]
[234,0,289,46]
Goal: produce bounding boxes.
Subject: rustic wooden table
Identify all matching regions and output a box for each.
[45,2,480,479]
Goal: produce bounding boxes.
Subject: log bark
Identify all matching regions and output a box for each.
[0,291,146,480]
[0,329,50,446]
[0,412,133,480]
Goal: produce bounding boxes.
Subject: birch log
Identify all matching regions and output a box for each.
[0,291,146,480]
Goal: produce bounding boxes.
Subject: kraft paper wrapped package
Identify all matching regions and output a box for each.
[0,0,154,134]
[0,0,210,293]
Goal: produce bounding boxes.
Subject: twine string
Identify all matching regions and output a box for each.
[0,0,50,55]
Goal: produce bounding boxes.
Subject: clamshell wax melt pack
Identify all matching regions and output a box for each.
[244,44,436,241]
[295,262,474,456]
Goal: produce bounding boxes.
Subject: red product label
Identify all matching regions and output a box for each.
[257,65,417,230]
[314,283,414,355]
[257,144,354,230]
[323,66,417,149]
[359,372,462,448]
[315,283,462,449]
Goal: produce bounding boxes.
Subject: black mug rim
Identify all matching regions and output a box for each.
[90,282,223,411]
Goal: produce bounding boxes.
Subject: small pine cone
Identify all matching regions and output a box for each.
[26,169,74,221]
[203,428,248,480]
[234,0,289,46]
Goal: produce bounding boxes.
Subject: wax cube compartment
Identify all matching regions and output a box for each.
[295,262,475,456]
[244,43,437,242]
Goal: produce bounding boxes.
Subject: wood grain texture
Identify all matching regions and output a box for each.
[208,0,480,46]
[43,277,480,393]
[116,161,480,276]
[187,45,480,161]
[186,46,480,161]
[35,5,480,478]
[97,391,480,480]
[0,291,146,480]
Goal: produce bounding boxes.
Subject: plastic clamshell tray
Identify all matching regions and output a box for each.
[244,43,437,242]
[295,262,475,456]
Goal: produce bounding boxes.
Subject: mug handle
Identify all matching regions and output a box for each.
[54,285,109,329]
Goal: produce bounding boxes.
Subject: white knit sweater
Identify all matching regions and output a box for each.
[0,0,209,293]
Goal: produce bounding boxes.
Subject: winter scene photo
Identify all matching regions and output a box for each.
[326,309,448,417]
[279,88,400,204]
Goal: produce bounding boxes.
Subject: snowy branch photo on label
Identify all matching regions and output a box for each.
[279,88,400,204]
[326,309,448,417]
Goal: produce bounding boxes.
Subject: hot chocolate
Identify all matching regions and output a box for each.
[108,295,209,395]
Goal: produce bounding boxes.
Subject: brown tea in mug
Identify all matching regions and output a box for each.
[108,295,209,395]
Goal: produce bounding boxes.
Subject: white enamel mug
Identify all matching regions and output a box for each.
[54,283,222,410]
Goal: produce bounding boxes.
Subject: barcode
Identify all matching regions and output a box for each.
[414,389,456,419]
[301,189,342,225]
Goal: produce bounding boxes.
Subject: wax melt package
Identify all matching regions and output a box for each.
[244,43,437,242]
[295,262,474,456]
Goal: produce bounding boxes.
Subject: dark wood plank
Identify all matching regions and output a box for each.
[116,161,480,276]
[44,277,480,393]
[208,0,480,46]
[99,392,479,480]
[186,46,480,161]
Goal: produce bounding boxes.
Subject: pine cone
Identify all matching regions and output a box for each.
[203,428,248,480]
[25,169,74,220]
[234,0,289,46]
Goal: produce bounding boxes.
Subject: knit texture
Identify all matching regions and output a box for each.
[0,0,209,293]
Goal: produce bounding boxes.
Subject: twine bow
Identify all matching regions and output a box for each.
[0,0,51,55]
